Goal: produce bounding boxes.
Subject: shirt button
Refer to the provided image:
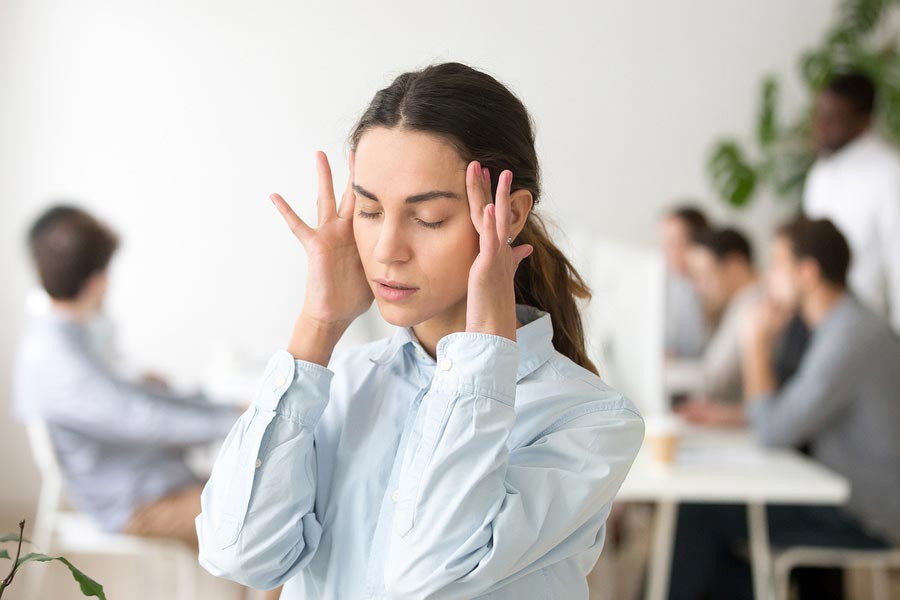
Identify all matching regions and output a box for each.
[391,489,399,502]
[255,458,262,469]
[439,357,453,371]
[274,374,286,387]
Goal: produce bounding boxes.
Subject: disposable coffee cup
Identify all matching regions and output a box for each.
[644,413,683,465]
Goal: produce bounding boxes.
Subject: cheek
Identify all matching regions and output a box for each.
[353,220,377,274]
[419,221,479,291]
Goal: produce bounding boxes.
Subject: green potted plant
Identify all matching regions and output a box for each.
[709,0,900,207]
[1,520,105,599]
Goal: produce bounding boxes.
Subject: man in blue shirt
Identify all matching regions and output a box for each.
[13,205,242,548]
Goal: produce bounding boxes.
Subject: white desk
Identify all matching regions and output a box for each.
[616,425,850,600]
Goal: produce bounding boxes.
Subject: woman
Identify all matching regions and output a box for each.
[196,62,644,599]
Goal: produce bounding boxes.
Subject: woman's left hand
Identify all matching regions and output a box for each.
[464,160,534,341]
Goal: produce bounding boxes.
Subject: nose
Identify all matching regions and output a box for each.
[373,216,411,265]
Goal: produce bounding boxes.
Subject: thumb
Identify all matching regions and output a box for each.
[512,244,534,268]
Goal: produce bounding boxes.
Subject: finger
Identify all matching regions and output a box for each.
[337,149,356,220]
[466,160,486,235]
[480,203,499,255]
[512,243,534,269]
[315,151,338,225]
[480,166,492,206]
[495,169,512,243]
[270,193,313,243]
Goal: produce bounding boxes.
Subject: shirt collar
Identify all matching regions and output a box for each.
[368,303,556,382]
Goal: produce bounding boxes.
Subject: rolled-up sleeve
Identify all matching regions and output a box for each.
[196,349,331,590]
[384,332,645,599]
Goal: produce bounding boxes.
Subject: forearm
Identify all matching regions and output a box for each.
[197,350,331,588]
[742,336,776,400]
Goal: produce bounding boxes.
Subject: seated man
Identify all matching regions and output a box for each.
[669,218,900,600]
[665,227,762,408]
[12,205,243,548]
[660,205,712,359]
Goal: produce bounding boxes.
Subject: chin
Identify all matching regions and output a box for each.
[375,300,426,328]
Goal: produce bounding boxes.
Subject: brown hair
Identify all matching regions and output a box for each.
[27,205,119,300]
[349,62,598,375]
[667,205,710,242]
[777,217,851,288]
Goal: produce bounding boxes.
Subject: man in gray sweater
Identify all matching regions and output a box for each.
[670,217,900,600]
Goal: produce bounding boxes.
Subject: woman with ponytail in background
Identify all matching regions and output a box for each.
[196,62,644,600]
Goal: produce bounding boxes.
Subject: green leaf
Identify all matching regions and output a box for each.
[801,49,836,89]
[15,553,106,599]
[838,0,886,36]
[757,77,779,147]
[708,141,758,207]
[0,533,31,544]
[0,549,9,559]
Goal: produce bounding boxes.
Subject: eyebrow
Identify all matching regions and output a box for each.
[352,183,461,204]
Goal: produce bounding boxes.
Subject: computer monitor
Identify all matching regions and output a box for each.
[559,228,668,416]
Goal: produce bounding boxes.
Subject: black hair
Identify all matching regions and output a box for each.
[825,71,877,116]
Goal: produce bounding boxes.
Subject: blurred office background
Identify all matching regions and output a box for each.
[3,1,897,599]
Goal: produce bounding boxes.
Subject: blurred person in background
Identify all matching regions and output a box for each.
[660,205,712,360]
[804,70,900,334]
[12,205,244,551]
[666,227,761,417]
[669,218,900,600]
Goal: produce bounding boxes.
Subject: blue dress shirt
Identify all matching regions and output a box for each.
[12,311,241,532]
[196,303,644,599]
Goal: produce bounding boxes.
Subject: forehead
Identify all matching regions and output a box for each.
[354,127,467,195]
[816,90,855,114]
[689,245,716,265]
[771,236,794,261]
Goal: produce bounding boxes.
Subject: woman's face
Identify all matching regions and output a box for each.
[352,127,480,328]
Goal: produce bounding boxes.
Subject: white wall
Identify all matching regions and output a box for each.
[1,0,837,525]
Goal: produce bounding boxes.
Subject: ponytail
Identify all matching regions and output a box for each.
[515,213,598,375]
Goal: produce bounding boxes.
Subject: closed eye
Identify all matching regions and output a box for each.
[356,210,444,229]
[415,218,443,229]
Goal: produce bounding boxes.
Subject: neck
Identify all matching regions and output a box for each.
[801,284,844,327]
[50,299,95,323]
[728,269,757,300]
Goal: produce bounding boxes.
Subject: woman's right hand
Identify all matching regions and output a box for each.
[270,150,373,342]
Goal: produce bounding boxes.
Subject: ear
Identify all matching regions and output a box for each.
[509,189,534,240]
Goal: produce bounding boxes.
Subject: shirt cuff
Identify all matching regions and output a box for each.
[252,349,334,427]
[746,393,774,439]
[430,331,520,405]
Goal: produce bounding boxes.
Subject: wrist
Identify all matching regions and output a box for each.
[287,312,349,366]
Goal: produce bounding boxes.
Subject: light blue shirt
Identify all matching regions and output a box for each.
[12,311,241,532]
[196,303,644,599]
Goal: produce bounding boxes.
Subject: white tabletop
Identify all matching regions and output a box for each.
[617,425,850,505]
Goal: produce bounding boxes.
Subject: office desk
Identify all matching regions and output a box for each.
[616,425,850,600]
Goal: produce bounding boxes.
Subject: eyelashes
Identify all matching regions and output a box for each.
[356,211,444,229]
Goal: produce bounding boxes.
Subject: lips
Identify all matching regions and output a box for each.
[374,278,419,301]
